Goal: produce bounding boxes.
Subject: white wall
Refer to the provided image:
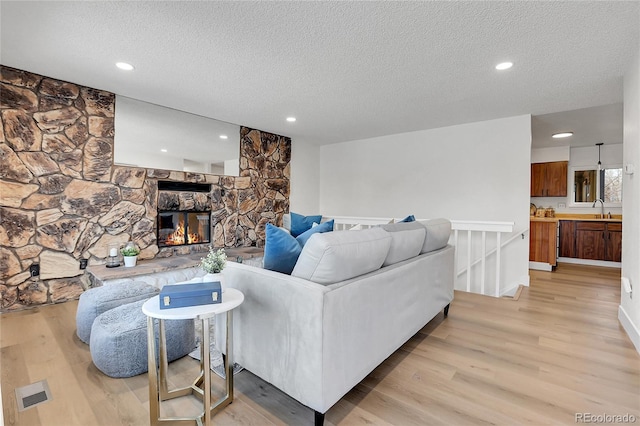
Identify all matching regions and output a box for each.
[620,47,640,353]
[319,115,532,294]
[289,139,321,214]
[531,144,624,216]
[531,146,570,163]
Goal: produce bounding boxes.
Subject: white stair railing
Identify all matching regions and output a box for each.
[451,221,515,297]
[327,216,518,297]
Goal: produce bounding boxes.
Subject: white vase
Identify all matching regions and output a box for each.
[203,272,225,292]
[123,255,137,267]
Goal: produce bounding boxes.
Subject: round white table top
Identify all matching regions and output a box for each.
[142,287,244,320]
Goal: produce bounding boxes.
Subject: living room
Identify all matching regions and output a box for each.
[1,1,639,425]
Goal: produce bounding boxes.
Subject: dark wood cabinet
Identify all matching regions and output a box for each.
[529,220,557,266]
[606,222,622,262]
[564,221,622,262]
[530,161,568,197]
[576,222,606,260]
[558,220,575,258]
[531,163,546,197]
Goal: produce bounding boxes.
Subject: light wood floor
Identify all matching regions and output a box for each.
[2,263,639,425]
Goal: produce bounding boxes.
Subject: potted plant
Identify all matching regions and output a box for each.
[121,242,140,267]
[200,247,227,291]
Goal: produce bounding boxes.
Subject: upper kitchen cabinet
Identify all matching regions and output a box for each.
[531,161,568,197]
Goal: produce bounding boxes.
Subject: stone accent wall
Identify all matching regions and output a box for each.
[0,66,290,311]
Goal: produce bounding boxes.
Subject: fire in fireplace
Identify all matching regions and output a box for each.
[158,211,211,247]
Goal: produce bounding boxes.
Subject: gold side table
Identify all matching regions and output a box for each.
[142,288,244,426]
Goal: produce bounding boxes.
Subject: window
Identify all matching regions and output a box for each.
[570,166,622,206]
[602,167,622,203]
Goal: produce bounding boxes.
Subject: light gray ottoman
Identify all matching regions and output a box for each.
[90,299,195,378]
[76,281,159,344]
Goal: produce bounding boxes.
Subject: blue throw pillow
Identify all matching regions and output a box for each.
[290,212,323,237]
[296,219,334,247]
[398,215,416,223]
[264,224,302,274]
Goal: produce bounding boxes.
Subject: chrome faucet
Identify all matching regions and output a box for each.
[592,198,605,219]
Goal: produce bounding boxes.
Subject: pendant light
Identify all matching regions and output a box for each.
[596,143,603,172]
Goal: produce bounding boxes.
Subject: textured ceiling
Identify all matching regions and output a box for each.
[532,103,623,149]
[1,1,638,147]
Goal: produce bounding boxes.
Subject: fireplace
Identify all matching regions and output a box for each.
[158,211,211,247]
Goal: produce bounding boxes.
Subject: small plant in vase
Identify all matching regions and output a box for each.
[201,248,227,291]
[121,242,140,267]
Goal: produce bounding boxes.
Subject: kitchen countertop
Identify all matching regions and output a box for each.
[530,214,622,223]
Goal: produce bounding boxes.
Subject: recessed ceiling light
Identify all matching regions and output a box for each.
[219,135,228,140]
[160,148,168,153]
[286,117,296,122]
[116,62,134,71]
[552,132,573,139]
[495,62,513,70]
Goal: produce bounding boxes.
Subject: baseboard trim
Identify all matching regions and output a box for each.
[501,285,524,300]
[529,261,552,271]
[618,305,640,355]
[557,257,621,268]
[500,275,530,298]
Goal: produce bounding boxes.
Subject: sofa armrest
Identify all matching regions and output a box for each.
[214,261,330,410]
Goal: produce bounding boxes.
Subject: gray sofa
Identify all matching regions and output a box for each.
[216,219,454,425]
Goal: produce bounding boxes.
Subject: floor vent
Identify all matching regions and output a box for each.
[15,380,52,411]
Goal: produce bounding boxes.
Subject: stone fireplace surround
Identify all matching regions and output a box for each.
[0,65,291,311]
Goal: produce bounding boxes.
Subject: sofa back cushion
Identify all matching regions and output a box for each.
[380,222,426,266]
[291,227,391,285]
[418,218,452,253]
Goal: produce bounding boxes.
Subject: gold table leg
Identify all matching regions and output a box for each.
[147,311,236,425]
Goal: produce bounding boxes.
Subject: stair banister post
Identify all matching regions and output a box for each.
[466,230,472,292]
[495,232,502,297]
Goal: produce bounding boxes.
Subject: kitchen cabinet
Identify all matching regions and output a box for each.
[529,220,557,266]
[558,220,575,258]
[575,222,605,260]
[531,161,568,197]
[606,222,622,262]
[571,221,622,262]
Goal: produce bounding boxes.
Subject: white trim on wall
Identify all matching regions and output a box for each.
[619,305,640,354]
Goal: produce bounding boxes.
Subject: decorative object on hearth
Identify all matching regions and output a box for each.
[106,242,121,268]
[121,242,140,267]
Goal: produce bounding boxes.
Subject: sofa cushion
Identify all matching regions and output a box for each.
[380,222,426,266]
[296,219,334,246]
[291,227,391,285]
[380,221,424,233]
[418,218,452,253]
[290,212,323,237]
[264,223,303,274]
[282,213,291,231]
